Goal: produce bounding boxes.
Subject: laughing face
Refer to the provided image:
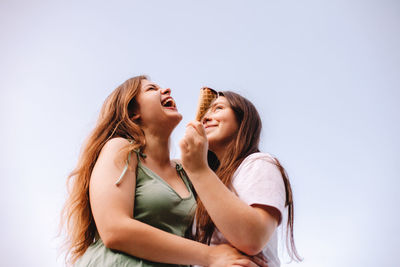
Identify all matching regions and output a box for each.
[135,79,182,131]
[202,96,239,151]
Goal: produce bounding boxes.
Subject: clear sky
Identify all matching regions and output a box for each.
[1,1,399,266]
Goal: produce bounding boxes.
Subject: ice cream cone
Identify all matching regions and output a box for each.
[195,87,218,121]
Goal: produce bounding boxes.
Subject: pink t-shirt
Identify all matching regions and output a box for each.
[210,152,286,267]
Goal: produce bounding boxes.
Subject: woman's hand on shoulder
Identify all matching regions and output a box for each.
[179,120,209,173]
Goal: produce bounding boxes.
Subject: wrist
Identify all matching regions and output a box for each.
[191,243,213,266]
[185,166,212,181]
[204,245,216,266]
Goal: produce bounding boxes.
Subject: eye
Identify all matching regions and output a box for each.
[214,105,223,111]
[147,86,157,91]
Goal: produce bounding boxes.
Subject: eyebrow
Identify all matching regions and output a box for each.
[209,101,218,108]
[210,101,225,108]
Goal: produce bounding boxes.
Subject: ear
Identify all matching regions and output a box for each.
[131,114,140,120]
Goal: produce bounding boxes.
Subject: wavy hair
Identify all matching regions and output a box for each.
[194,91,301,261]
[60,75,148,264]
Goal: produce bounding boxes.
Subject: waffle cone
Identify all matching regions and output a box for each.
[195,87,218,121]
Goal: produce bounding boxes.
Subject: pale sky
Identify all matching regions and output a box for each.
[1,1,399,266]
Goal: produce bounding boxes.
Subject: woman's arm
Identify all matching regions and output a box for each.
[180,122,280,256]
[89,138,259,266]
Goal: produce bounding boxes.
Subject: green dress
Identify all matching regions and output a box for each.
[75,150,197,267]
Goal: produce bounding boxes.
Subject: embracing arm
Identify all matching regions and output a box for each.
[185,167,279,256]
[89,138,260,266]
[180,122,281,256]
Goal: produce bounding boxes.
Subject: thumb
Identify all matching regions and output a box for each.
[179,139,189,154]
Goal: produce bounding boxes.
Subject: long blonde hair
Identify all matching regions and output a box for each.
[60,75,148,264]
[195,91,301,261]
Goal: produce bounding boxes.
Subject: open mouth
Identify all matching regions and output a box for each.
[161,97,176,109]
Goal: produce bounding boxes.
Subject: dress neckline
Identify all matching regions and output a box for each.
[138,161,193,200]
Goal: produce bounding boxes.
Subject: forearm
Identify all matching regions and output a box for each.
[187,168,274,255]
[106,217,211,266]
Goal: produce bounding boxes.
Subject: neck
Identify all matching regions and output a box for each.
[142,129,171,167]
[211,146,226,163]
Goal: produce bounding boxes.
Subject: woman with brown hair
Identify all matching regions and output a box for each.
[60,77,263,267]
[180,91,302,267]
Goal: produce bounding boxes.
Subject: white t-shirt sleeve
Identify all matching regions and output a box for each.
[232,154,286,223]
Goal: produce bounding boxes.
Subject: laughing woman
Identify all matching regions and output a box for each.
[61,77,262,267]
[180,91,302,267]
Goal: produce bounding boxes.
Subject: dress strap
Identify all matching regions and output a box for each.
[114,141,146,186]
[115,151,132,186]
[175,163,196,198]
[175,163,185,177]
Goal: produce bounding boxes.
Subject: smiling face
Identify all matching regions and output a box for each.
[135,79,182,132]
[202,96,239,151]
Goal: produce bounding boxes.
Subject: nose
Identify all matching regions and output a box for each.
[202,113,212,124]
[161,87,171,95]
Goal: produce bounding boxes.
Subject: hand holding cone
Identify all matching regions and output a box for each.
[195,87,218,121]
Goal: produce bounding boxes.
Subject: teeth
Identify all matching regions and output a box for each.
[162,98,175,107]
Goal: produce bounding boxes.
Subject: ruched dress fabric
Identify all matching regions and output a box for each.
[75,150,196,267]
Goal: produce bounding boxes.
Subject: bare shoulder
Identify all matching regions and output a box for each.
[103,137,131,151]
[91,137,138,187]
[99,137,138,167]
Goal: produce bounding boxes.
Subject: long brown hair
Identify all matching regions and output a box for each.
[60,75,148,264]
[194,91,301,261]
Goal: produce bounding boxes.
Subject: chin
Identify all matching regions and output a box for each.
[166,112,182,129]
[172,112,183,123]
[206,131,218,141]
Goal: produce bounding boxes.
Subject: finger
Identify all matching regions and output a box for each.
[187,120,206,138]
[196,121,206,138]
[184,123,195,136]
[183,126,197,146]
[186,122,200,137]
[250,255,268,267]
[179,139,189,153]
[231,259,257,267]
[186,121,198,129]
[192,120,206,137]
[185,123,205,148]
[227,263,246,267]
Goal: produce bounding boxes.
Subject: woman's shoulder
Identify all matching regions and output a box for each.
[99,137,136,163]
[104,137,132,148]
[234,152,281,179]
[241,152,277,166]
[234,152,284,188]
